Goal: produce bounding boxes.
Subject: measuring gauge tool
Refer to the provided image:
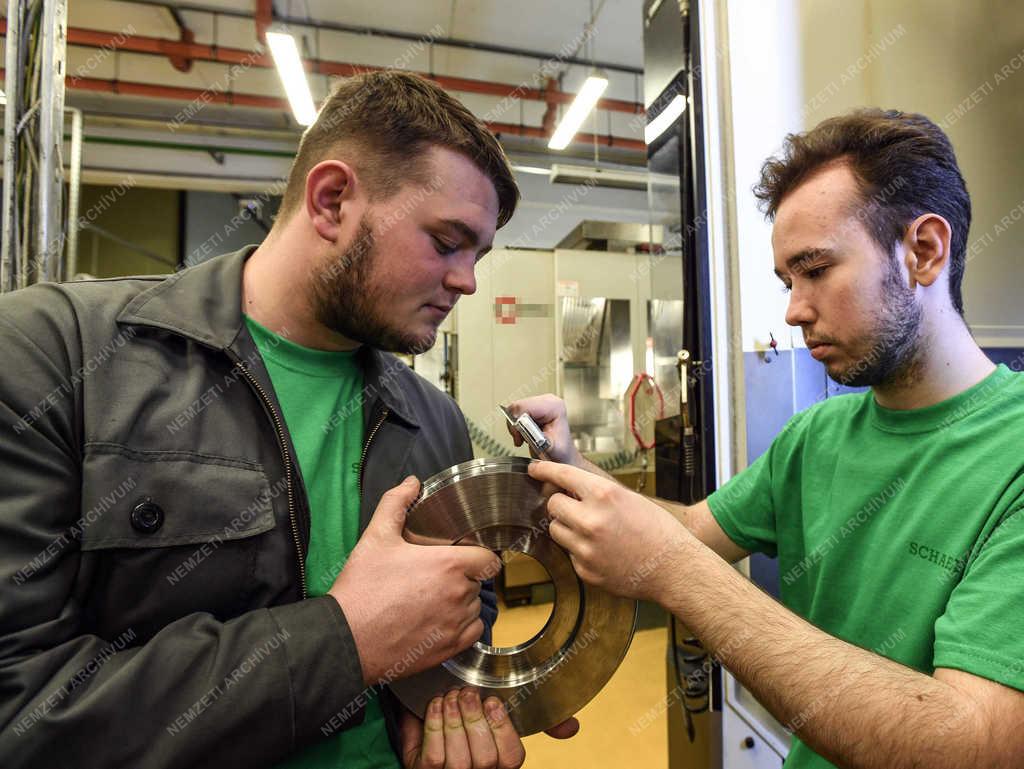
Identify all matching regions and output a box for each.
[498,405,552,459]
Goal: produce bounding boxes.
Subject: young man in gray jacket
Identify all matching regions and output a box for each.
[0,71,575,769]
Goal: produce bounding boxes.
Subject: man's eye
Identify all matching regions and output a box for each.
[805,265,828,279]
[433,237,458,255]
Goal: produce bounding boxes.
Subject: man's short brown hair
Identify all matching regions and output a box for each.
[754,109,972,316]
[277,70,519,226]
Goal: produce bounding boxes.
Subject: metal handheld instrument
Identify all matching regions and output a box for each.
[498,405,552,459]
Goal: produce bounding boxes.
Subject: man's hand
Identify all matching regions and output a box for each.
[527,460,692,602]
[399,688,579,769]
[505,395,582,466]
[330,477,501,685]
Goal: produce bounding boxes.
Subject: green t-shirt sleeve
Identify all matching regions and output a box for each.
[706,408,815,559]
[706,449,778,557]
[932,504,1024,691]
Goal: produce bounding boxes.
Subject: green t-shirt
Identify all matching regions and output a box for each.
[707,363,1024,769]
[245,316,399,769]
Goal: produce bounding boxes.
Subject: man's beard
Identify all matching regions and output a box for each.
[309,215,437,355]
[829,258,924,388]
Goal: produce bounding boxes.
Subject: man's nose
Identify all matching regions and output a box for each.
[444,253,477,296]
[785,288,816,327]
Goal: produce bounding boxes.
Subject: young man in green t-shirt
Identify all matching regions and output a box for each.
[515,109,1024,768]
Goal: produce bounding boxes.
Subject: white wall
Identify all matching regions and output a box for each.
[725,0,1024,351]
[802,0,1024,345]
[724,0,805,353]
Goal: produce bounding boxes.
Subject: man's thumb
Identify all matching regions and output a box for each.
[369,476,420,537]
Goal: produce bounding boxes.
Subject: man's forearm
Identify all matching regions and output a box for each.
[651,497,691,528]
[658,538,988,769]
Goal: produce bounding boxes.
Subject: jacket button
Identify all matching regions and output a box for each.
[130,498,164,533]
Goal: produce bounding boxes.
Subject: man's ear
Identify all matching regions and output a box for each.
[902,212,952,288]
[304,160,359,242]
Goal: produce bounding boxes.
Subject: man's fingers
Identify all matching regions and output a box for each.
[399,708,425,769]
[420,697,445,769]
[455,545,502,581]
[505,421,524,447]
[508,395,560,424]
[443,689,471,769]
[456,617,486,651]
[544,716,580,740]
[455,598,483,639]
[528,459,592,497]
[548,517,584,554]
[547,492,584,529]
[367,476,421,538]
[483,697,526,769]
[459,689,499,769]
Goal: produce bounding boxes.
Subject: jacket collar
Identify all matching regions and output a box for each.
[116,245,419,427]
[117,245,250,351]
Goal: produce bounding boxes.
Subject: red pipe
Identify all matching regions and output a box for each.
[254,0,272,46]
[541,77,559,136]
[0,20,644,116]
[72,74,287,110]
[166,27,196,73]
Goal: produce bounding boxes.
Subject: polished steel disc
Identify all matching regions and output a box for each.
[391,457,637,736]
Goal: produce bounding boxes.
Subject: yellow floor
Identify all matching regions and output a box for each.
[492,599,669,769]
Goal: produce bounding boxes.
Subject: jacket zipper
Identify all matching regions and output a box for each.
[236,361,307,600]
[358,406,389,497]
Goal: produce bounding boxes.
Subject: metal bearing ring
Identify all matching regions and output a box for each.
[391,457,637,736]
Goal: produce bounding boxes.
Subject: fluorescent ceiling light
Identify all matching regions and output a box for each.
[549,163,680,191]
[511,164,551,176]
[644,94,686,144]
[547,73,609,151]
[265,30,317,126]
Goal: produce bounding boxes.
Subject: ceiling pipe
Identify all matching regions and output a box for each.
[71,73,284,110]
[541,77,559,137]
[0,21,644,116]
[254,0,272,46]
[27,72,646,151]
[164,6,196,72]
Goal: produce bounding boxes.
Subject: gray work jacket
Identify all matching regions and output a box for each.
[0,246,492,767]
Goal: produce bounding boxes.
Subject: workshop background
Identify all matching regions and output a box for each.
[2,1,1023,767]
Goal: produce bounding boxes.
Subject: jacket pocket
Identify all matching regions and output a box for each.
[78,443,280,639]
[80,443,276,549]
